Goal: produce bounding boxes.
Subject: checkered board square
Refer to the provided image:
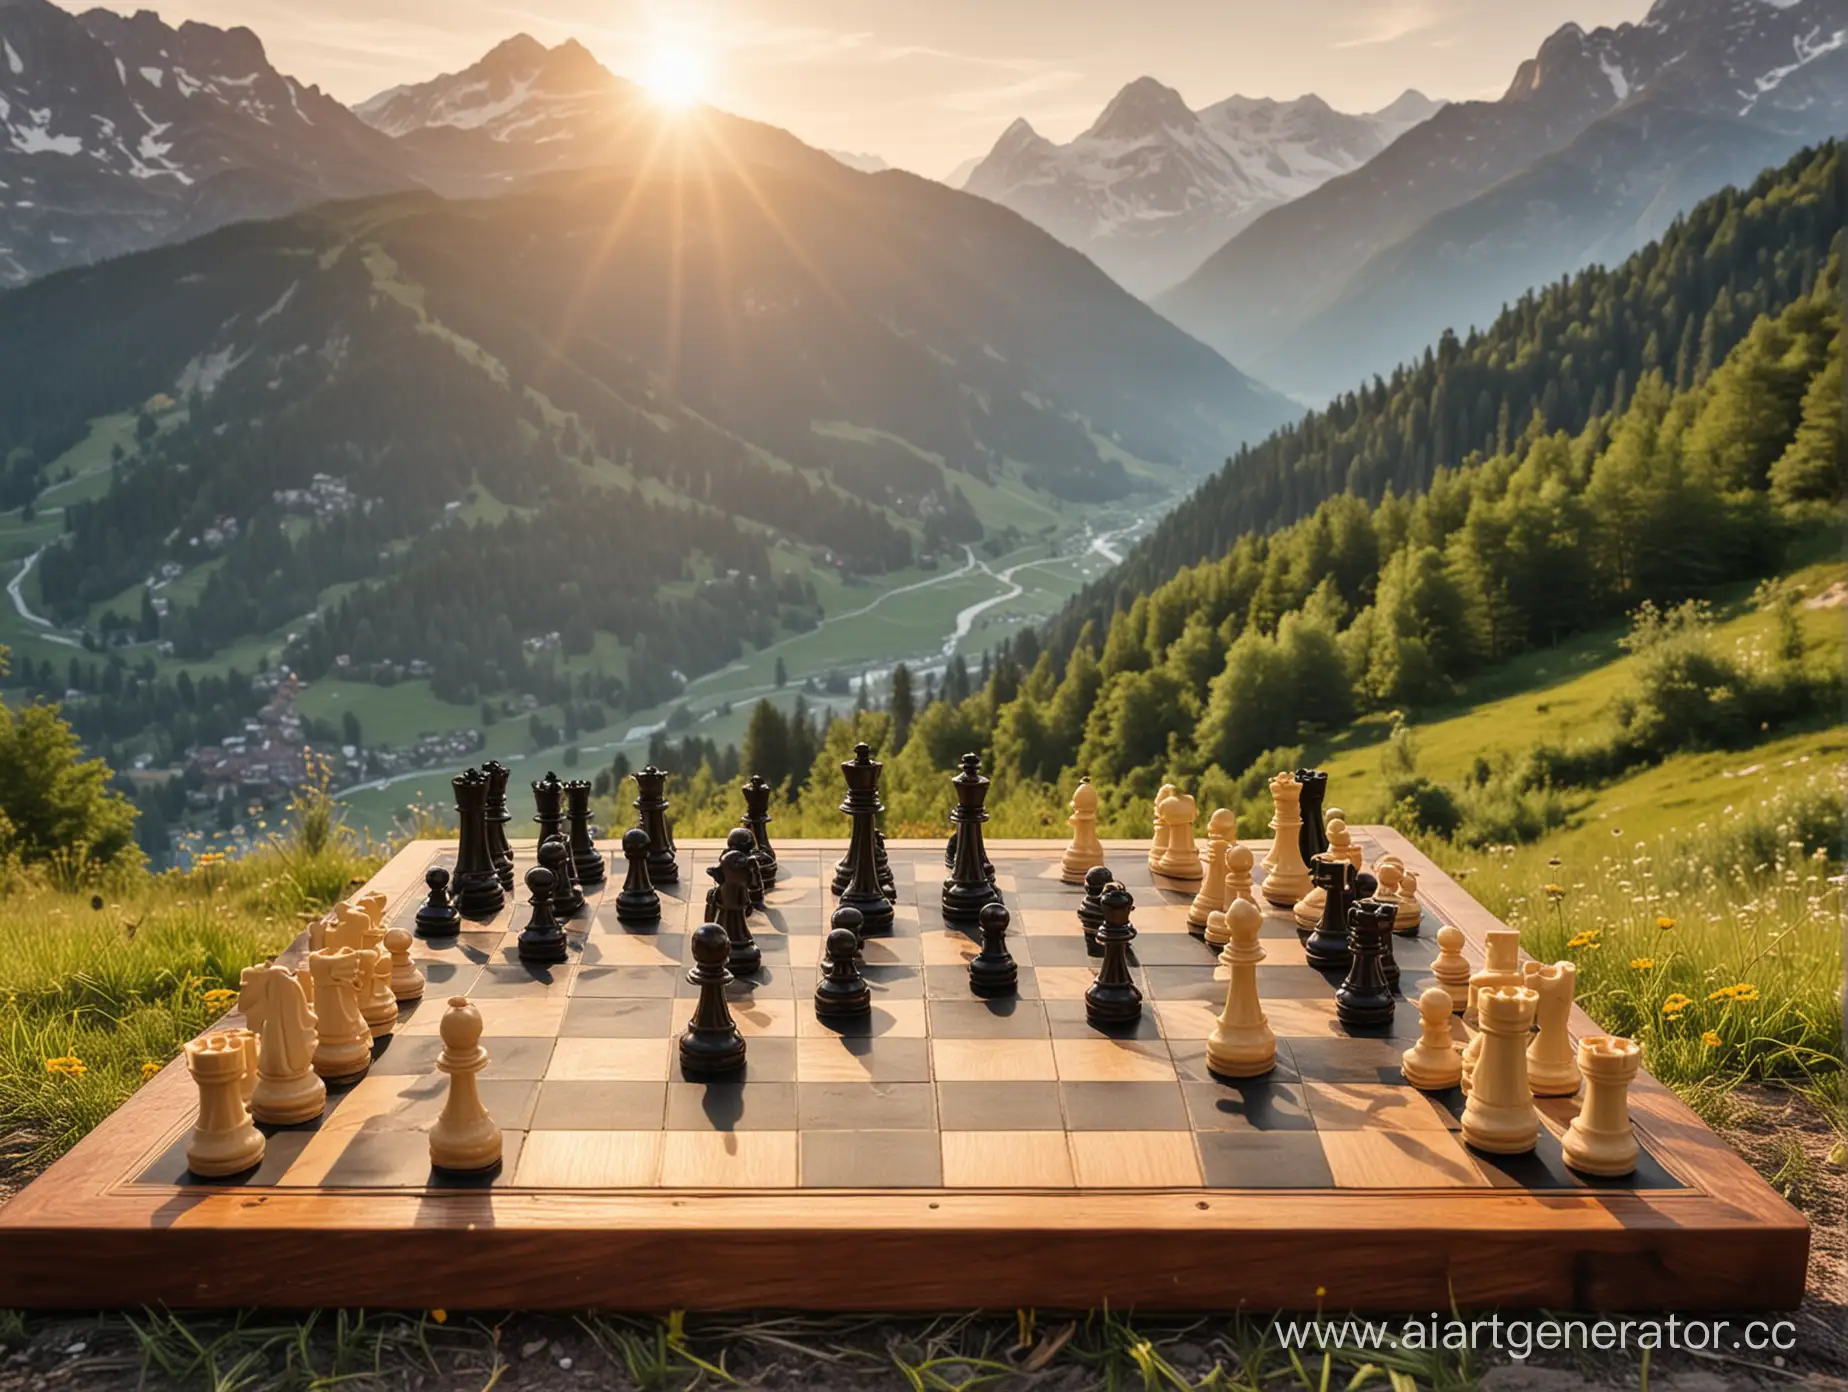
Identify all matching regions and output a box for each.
[132,839,1688,1196]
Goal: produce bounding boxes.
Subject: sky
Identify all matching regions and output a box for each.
[85,0,1656,176]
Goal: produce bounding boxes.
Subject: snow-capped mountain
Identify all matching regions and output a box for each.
[1160,0,1848,398]
[962,79,1442,296]
[0,0,415,284]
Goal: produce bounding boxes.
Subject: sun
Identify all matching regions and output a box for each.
[641,44,707,109]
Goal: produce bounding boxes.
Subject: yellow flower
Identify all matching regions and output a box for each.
[1629,958,1655,970]
[1543,883,1566,902]
[1661,994,1693,1018]
[140,1061,161,1081]
[1707,983,1759,1003]
[1566,928,1602,949]
[202,988,238,1010]
[1656,916,1677,930]
[430,1309,447,1324]
[1701,1031,1722,1048]
[45,1055,87,1077]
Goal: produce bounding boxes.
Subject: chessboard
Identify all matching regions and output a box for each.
[0,832,1806,1312]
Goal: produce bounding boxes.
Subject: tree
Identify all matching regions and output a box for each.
[341,710,363,748]
[889,663,916,751]
[773,656,788,688]
[742,700,792,790]
[0,679,139,869]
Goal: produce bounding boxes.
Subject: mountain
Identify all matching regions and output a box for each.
[0,0,417,285]
[961,80,1442,296]
[827,149,888,174]
[1159,0,1848,398]
[942,154,982,189]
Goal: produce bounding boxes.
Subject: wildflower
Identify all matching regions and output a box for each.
[431,1309,447,1324]
[1629,958,1655,970]
[1701,1031,1723,1048]
[1566,928,1602,949]
[1707,983,1760,1003]
[1543,883,1566,902]
[1656,916,1677,931]
[1661,994,1693,1018]
[45,1055,87,1077]
[141,1062,161,1081]
[202,988,238,1010]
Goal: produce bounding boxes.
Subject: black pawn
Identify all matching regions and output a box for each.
[1076,864,1111,953]
[517,865,569,965]
[483,760,516,895]
[680,922,746,1074]
[728,826,766,912]
[968,902,1018,998]
[414,866,461,938]
[1085,883,1143,1027]
[1303,856,1356,973]
[1335,899,1397,1030]
[538,835,584,919]
[814,923,872,1020]
[740,774,779,887]
[712,847,761,975]
[564,778,607,889]
[615,828,661,924]
[831,903,866,948]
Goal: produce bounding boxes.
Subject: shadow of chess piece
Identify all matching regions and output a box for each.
[968,902,1018,998]
[615,828,662,924]
[838,744,896,934]
[538,834,585,919]
[564,778,606,889]
[482,760,516,894]
[1077,864,1111,954]
[414,866,462,938]
[1335,899,1397,1030]
[740,774,779,887]
[1085,883,1143,1027]
[942,753,1002,924]
[728,826,766,911]
[814,918,872,1020]
[680,922,746,1075]
[517,865,569,966]
[632,765,680,885]
[450,768,506,920]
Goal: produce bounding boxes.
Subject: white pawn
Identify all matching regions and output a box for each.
[1431,925,1471,1014]
[1154,793,1202,880]
[429,997,502,1172]
[1188,808,1236,929]
[1524,960,1581,1097]
[1206,899,1274,1077]
[1562,1036,1641,1176]
[1146,784,1178,872]
[1260,773,1312,906]
[242,964,326,1125]
[1392,869,1423,933]
[1402,988,1462,1091]
[386,925,426,1002]
[185,1032,265,1177]
[1222,843,1258,911]
[308,947,371,1083]
[1325,812,1363,873]
[1461,985,1541,1154]
[1060,777,1105,885]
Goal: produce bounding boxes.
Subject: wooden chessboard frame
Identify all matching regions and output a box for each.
[0,830,1807,1312]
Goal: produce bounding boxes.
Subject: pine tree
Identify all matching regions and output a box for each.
[889,663,915,751]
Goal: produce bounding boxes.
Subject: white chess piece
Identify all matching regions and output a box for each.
[1206,898,1274,1077]
[1524,960,1581,1096]
[429,997,502,1172]
[1431,925,1471,1014]
[1188,808,1236,928]
[242,964,326,1125]
[1402,987,1462,1090]
[1466,928,1524,1025]
[357,939,398,1039]
[1391,869,1423,933]
[356,890,389,931]
[1222,843,1258,911]
[1325,812,1364,873]
[1146,783,1178,872]
[1060,777,1105,884]
[227,1027,258,1107]
[1260,773,1312,906]
[308,947,372,1083]
[1561,1036,1641,1176]
[324,902,370,954]
[1460,985,1541,1154]
[1154,793,1202,880]
[185,1032,266,1177]
[386,925,426,1002]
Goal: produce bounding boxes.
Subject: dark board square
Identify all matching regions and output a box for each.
[1042,1000,1165,1041]
[1256,918,1305,941]
[1020,935,1097,968]
[1466,1127,1582,1191]
[1252,967,1350,1000]
[809,1036,932,1083]
[1197,1131,1334,1188]
[477,1037,557,1082]
[1286,1037,1407,1084]
[367,1034,443,1076]
[927,999,1049,1039]
[666,1081,798,1131]
[575,966,683,999]
[1183,1080,1314,1132]
[471,963,572,996]
[935,1081,1065,1131]
[1169,1039,1301,1084]
[1139,967,1226,1003]
[924,965,1039,1000]
[418,961,482,995]
[577,934,687,967]
[1580,1139,1688,1191]
[1130,935,1222,967]
[1060,1081,1188,1131]
[561,997,676,1039]
[798,1082,937,1131]
[860,964,925,1000]
[800,1131,943,1188]
[531,1081,667,1131]
[137,1128,316,1187]
[668,961,799,1000]
[413,932,502,965]
[673,1036,797,1084]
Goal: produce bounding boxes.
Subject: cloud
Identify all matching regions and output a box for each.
[1331,2,1441,49]
[937,67,1087,114]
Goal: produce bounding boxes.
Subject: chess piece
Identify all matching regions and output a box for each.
[1061,777,1106,884]
[357,919,399,1037]
[1223,842,1257,909]
[1077,864,1111,952]
[968,902,1018,998]
[1206,898,1274,1077]
[226,1027,259,1107]
[414,867,461,938]
[538,834,584,919]
[1152,792,1202,880]
[1085,883,1143,1027]
[1374,861,1422,935]
[1302,855,1357,972]
[832,903,867,947]
[1561,1036,1641,1176]
[837,745,896,933]
[428,997,502,1172]
[295,962,315,1007]
[450,768,506,920]
[1402,987,1463,1090]
[356,891,389,931]
[1325,814,1363,874]
[1188,808,1236,931]
[482,760,517,894]
[1353,876,1397,992]
[615,828,662,923]
[324,902,369,953]
[563,778,607,889]
[874,829,896,901]
[517,865,569,965]
[942,753,1002,924]
[1260,773,1313,906]
[307,947,371,1082]
[680,922,747,1074]
[1392,869,1424,934]
[1467,928,1524,1024]
[814,920,872,1019]
[185,1032,266,1177]
[1334,900,1397,1029]
[1524,960,1581,1097]
[740,774,780,887]
[1460,985,1541,1154]
[1424,926,1468,1011]
[385,925,425,1002]
[728,826,767,911]
[711,847,762,975]
[1294,768,1330,869]
[1146,783,1178,872]
[632,765,680,885]
[241,965,325,1125]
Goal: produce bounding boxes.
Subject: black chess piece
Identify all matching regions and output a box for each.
[632,765,680,885]
[450,768,506,920]
[482,760,516,894]
[942,826,992,879]
[615,828,662,924]
[1303,855,1357,973]
[831,903,866,948]
[517,865,569,965]
[1349,873,1399,991]
[1086,883,1143,1026]
[564,778,607,889]
[942,753,1001,923]
[538,835,584,919]
[727,827,766,912]
[680,922,746,1074]
[711,847,762,975]
[532,772,585,911]
[1077,864,1112,953]
[836,744,896,934]
[874,830,896,901]
[413,866,462,938]
[1335,899,1398,1029]
[968,902,1018,998]
[740,774,779,887]
[814,921,872,1020]
[1295,768,1330,869]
